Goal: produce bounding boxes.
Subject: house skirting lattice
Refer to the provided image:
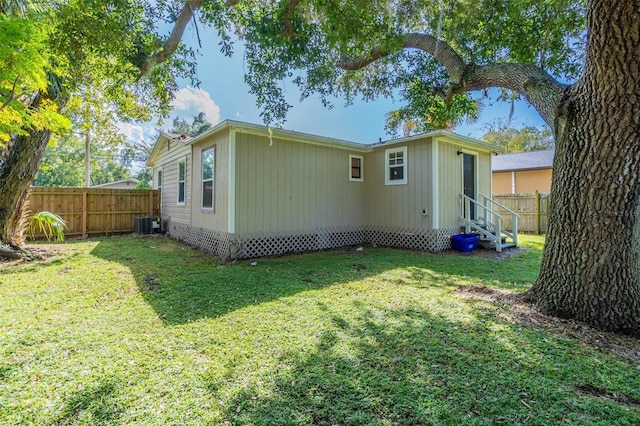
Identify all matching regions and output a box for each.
[231,226,366,259]
[366,226,458,252]
[167,220,458,260]
[168,222,231,259]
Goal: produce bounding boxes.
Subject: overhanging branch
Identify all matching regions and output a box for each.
[338,32,566,127]
[139,0,241,76]
[283,0,302,37]
[453,63,566,127]
[338,32,466,83]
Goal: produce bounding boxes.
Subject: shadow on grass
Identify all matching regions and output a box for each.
[89,236,541,325]
[0,250,83,276]
[50,380,122,426]
[220,303,638,425]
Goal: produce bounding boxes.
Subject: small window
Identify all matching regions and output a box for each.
[349,155,363,182]
[157,170,162,190]
[385,146,407,185]
[202,148,214,209]
[177,161,186,205]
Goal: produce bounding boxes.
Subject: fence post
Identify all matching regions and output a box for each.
[534,190,541,235]
[82,189,88,238]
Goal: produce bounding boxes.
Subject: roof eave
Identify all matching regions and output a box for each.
[187,119,371,152]
[493,166,552,172]
[374,130,504,153]
[146,133,170,167]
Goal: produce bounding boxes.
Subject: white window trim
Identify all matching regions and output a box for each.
[156,169,163,191]
[349,154,364,182]
[177,160,186,206]
[385,146,408,185]
[201,147,215,211]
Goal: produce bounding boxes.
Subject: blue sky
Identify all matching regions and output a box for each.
[122,25,548,147]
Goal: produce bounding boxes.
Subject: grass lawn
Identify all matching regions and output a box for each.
[1,235,639,425]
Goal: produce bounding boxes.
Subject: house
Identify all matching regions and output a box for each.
[146,120,513,259]
[492,150,554,194]
[91,178,139,189]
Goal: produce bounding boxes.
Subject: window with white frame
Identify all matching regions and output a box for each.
[385,146,407,185]
[177,160,186,205]
[349,155,363,182]
[202,148,215,209]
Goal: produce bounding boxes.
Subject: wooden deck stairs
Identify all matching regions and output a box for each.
[459,193,519,252]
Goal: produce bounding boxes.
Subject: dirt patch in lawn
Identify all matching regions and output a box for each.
[143,273,161,292]
[576,383,640,408]
[0,244,64,268]
[443,246,527,260]
[456,285,640,363]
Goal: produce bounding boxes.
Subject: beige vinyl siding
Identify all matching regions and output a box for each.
[152,140,191,225]
[477,151,492,196]
[437,141,464,229]
[234,132,366,233]
[191,129,229,232]
[364,137,433,229]
[437,140,493,228]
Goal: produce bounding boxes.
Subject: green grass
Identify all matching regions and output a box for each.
[1,235,638,425]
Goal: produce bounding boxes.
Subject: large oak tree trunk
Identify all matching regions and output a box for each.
[529,1,640,335]
[0,93,52,248]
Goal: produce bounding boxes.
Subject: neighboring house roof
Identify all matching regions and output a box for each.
[146,132,193,166]
[492,149,555,172]
[146,120,504,167]
[91,179,139,188]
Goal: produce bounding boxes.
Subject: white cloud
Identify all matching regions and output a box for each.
[171,87,221,125]
[117,123,145,144]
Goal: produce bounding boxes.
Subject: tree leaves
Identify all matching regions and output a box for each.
[0,14,69,144]
[216,0,586,128]
[482,121,555,153]
[170,112,212,137]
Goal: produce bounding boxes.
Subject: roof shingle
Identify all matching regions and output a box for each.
[492,149,554,172]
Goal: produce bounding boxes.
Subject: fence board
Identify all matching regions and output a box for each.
[26,187,160,238]
[492,192,550,234]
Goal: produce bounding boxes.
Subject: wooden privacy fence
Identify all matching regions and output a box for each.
[27,187,160,238]
[491,191,550,234]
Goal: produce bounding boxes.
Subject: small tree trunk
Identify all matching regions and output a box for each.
[0,93,53,247]
[529,0,640,336]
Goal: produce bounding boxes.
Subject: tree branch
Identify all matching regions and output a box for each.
[338,32,566,127]
[139,0,241,76]
[0,75,21,110]
[453,63,566,127]
[283,0,302,38]
[338,32,467,84]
